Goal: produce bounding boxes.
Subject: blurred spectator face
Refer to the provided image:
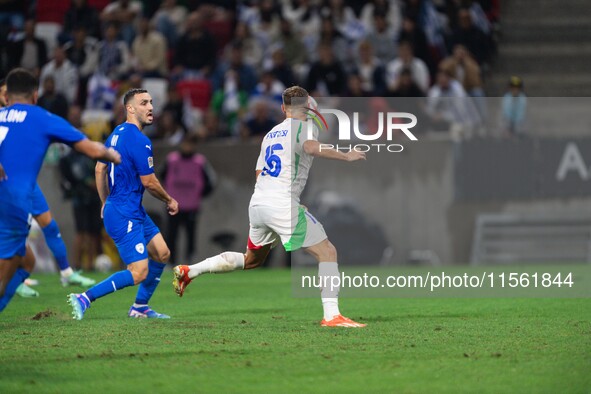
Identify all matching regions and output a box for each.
[373,14,387,33]
[235,22,248,40]
[271,49,285,66]
[73,0,87,9]
[347,74,362,94]
[458,9,472,30]
[68,105,83,128]
[179,138,195,156]
[436,70,451,89]
[162,0,176,8]
[54,47,67,65]
[73,26,87,45]
[359,41,373,62]
[129,73,143,89]
[105,24,119,41]
[186,12,203,33]
[399,70,413,89]
[402,17,416,33]
[453,45,468,62]
[398,42,413,63]
[230,45,244,67]
[280,19,292,36]
[160,111,176,130]
[24,19,35,39]
[330,0,344,9]
[167,85,180,102]
[321,18,334,35]
[113,102,125,124]
[318,44,334,65]
[253,101,269,120]
[138,17,150,35]
[43,77,56,94]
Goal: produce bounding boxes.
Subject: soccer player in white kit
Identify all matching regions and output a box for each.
[173,86,366,327]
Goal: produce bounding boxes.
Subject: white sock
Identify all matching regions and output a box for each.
[60,267,74,278]
[319,262,341,321]
[188,252,245,279]
[133,303,148,309]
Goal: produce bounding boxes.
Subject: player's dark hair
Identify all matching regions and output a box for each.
[5,68,38,97]
[282,86,308,107]
[123,88,148,105]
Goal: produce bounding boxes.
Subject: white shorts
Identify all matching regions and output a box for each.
[247,204,327,252]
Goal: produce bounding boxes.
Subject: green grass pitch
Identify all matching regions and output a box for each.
[0,269,589,393]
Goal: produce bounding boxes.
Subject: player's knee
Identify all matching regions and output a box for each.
[157,247,171,264]
[244,253,263,270]
[323,240,338,262]
[129,265,149,284]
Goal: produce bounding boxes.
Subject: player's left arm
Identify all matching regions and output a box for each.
[140,174,178,215]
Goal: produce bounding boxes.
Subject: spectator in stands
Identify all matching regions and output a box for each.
[97,23,131,80]
[162,135,215,262]
[37,76,70,119]
[354,40,386,96]
[213,42,258,93]
[439,44,484,97]
[161,83,186,130]
[427,68,481,136]
[267,47,298,89]
[64,25,99,105]
[386,40,429,94]
[387,67,424,97]
[155,110,185,145]
[210,69,249,136]
[132,16,168,78]
[252,71,285,106]
[240,99,278,139]
[306,43,347,96]
[39,46,78,104]
[63,0,101,40]
[360,0,401,39]
[280,0,321,57]
[100,0,143,47]
[451,8,491,65]
[273,19,307,68]
[366,12,397,64]
[6,19,48,78]
[195,109,227,141]
[397,15,432,74]
[230,22,263,69]
[314,16,350,64]
[152,0,188,46]
[250,0,281,50]
[59,106,102,271]
[173,11,217,80]
[320,0,364,42]
[501,76,527,136]
[345,73,371,97]
[0,0,25,32]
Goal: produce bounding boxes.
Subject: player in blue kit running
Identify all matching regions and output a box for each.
[68,88,179,320]
[0,68,121,312]
[0,78,95,299]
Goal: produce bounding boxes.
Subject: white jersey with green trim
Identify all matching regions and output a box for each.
[250,117,319,208]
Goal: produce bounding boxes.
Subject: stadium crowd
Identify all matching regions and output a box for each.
[0,0,502,143]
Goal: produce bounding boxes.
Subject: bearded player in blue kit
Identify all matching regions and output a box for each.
[68,88,179,320]
[0,68,121,313]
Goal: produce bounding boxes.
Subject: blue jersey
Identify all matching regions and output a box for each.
[0,104,85,229]
[103,122,154,220]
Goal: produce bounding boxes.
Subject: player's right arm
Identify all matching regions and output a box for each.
[95,162,109,217]
[303,140,366,162]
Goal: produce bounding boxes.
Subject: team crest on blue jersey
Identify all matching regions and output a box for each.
[148,156,153,168]
[135,243,145,254]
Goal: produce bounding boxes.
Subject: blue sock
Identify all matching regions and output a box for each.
[0,268,30,312]
[135,260,166,305]
[42,219,70,271]
[85,270,134,302]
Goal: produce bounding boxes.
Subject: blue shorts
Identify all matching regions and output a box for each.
[103,203,160,264]
[30,184,49,216]
[0,204,30,259]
